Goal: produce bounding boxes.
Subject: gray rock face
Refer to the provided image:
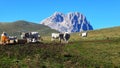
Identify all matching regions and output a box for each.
[41,12,93,33]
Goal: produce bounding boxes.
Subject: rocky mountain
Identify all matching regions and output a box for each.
[41,12,93,33]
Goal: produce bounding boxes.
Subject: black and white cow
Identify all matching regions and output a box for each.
[51,32,70,43]
[8,36,17,43]
[21,32,41,43]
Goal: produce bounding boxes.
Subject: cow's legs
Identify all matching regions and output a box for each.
[64,38,68,43]
[59,38,62,43]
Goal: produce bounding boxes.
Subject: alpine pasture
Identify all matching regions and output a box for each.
[0,26,120,68]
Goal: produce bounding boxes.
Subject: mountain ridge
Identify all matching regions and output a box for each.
[41,12,93,33]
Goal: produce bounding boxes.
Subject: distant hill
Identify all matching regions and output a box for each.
[0,20,58,37]
[41,12,93,33]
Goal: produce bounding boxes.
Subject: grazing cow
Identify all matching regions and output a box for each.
[51,33,60,41]
[8,36,17,43]
[81,32,87,37]
[21,32,41,43]
[51,32,70,43]
[9,36,17,40]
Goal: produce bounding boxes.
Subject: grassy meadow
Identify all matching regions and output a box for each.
[0,26,120,68]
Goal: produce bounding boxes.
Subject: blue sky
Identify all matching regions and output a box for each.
[0,0,120,29]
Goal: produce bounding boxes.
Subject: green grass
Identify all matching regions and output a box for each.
[0,39,120,68]
[0,26,120,68]
[64,39,120,68]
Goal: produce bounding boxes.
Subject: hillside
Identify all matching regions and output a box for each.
[0,26,120,68]
[0,20,58,37]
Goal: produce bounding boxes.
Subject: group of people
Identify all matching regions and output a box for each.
[0,32,9,45]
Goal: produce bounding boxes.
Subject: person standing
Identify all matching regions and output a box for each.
[1,32,9,45]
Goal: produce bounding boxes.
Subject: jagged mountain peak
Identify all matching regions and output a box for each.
[52,12,64,23]
[53,12,64,15]
[67,12,81,15]
[41,12,93,33]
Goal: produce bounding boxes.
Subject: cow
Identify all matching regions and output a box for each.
[8,36,17,44]
[80,32,87,37]
[9,36,17,40]
[21,32,41,43]
[51,33,60,41]
[51,32,70,43]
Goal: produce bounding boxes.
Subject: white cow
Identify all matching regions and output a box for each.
[81,32,87,37]
[51,33,60,41]
[51,32,70,43]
